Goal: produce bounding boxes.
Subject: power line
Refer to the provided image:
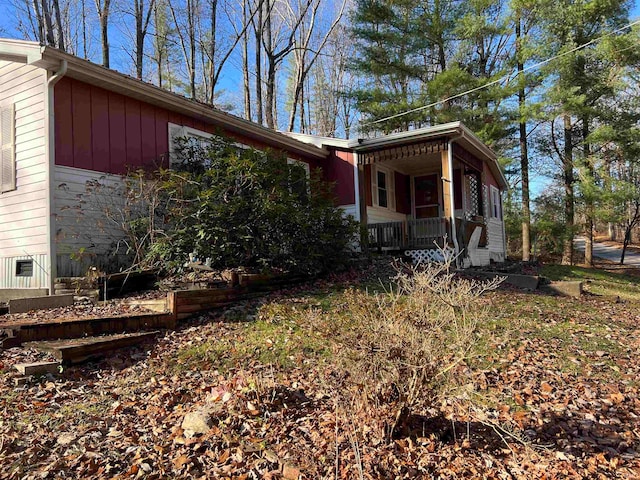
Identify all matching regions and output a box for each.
[353,18,640,132]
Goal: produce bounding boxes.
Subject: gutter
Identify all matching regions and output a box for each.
[38,47,328,161]
[44,59,67,295]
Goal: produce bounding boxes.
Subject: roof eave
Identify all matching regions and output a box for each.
[349,122,507,189]
[35,46,328,161]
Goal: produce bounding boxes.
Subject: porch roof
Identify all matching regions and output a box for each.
[351,122,507,189]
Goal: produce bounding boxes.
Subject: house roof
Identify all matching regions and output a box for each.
[287,123,508,189]
[0,38,328,161]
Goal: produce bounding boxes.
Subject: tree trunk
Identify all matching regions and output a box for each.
[41,0,56,46]
[562,114,574,265]
[32,0,45,44]
[254,1,263,124]
[207,0,218,103]
[52,0,65,50]
[516,16,530,262]
[583,117,593,267]
[242,0,251,120]
[621,229,631,265]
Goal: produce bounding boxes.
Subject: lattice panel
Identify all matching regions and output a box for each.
[465,174,479,218]
[405,247,455,265]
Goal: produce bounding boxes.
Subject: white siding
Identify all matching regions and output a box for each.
[487,217,506,261]
[0,60,48,289]
[53,165,126,256]
[367,206,406,224]
[340,204,357,219]
[0,254,48,289]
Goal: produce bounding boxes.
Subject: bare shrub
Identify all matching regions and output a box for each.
[331,255,503,441]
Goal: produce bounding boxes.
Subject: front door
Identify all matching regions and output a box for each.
[413,174,439,218]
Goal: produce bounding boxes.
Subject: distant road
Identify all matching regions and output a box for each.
[574,237,640,266]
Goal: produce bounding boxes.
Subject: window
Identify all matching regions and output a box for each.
[1,104,15,193]
[287,159,311,199]
[372,165,395,210]
[168,123,216,169]
[168,123,251,171]
[16,260,33,277]
[490,185,502,220]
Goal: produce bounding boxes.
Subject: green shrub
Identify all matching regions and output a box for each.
[148,135,358,275]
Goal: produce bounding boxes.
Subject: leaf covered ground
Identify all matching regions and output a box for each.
[1,261,640,479]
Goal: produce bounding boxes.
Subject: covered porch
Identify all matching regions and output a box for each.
[354,125,506,265]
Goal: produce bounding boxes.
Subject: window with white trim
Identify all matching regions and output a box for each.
[490,185,502,220]
[287,158,311,200]
[372,165,395,210]
[168,123,218,169]
[1,103,16,193]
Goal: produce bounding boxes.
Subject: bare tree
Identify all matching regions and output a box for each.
[168,0,198,98]
[286,0,345,132]
[260,0,313,129]
[95,0,110,66]
[200,0,260,104]
[134,0,156,79]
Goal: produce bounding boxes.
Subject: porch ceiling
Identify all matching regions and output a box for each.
[358,139,447,166]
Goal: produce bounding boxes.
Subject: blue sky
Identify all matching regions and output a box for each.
[1,1,638,199]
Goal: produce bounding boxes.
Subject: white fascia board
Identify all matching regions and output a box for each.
[283,132,350,149]
[36,47,328,161]
[348,122,463,150]
[0,38,43,64]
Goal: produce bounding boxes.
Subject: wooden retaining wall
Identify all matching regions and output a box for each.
[0,272,309,347]
[1,312,176,344]
[169,273,309,321]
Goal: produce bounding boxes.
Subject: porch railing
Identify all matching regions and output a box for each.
[367,218,448,250]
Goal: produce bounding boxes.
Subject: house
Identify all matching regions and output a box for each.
[288,125,508,267]
[0,38,507,296]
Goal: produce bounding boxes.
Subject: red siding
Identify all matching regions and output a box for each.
[72,81,93,171]
[91,87,110,171]
[140,102,156,165]
[324,149,354,205]
[125,99,142,167]
[55,78,73,167]
[108,93,126,173]
[54,77,322,175]
[453,168,462,209]
[483,162,499,189]
[395,172,410,214]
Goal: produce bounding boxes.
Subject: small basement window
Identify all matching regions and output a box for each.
[16,260,33,277]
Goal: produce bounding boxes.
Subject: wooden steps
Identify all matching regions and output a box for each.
[25,331,160,364]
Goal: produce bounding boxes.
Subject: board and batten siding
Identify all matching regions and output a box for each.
[54,77,322,175]
[0,60,49,289]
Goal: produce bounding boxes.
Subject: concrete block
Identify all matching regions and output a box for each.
[9,294,74,314]
[14,361,60,376]
[0,289,49,303]
[544,281,583,298]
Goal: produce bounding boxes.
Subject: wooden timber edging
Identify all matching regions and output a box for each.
[169,272,311,321]
[0,272,309,348]
[1,312,176,345]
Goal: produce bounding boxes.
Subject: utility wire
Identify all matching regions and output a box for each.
[352,18,640,132]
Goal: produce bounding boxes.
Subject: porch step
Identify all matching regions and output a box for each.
[25,331,160,364]
[0,312,175,345]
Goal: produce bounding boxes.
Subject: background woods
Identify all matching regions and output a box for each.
[4,0,640,262]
